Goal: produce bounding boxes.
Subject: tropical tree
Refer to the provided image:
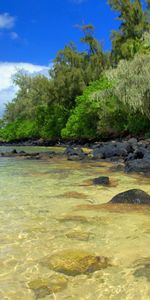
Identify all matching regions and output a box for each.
[108,0,150,62]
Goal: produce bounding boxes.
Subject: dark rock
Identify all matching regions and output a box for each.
[125,146,146,162]
[93,176,110,185]
[92,142,129,160]
[125,153,135,162]
[110,189,150,205]
[133,258,150,282]
[11,149,17,154]
[64,146,86,161]
[134,264,150,282]
[19,150,26,154]
[125,158,150,174]
[92,148,104,159]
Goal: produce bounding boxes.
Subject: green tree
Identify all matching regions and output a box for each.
[108,0,150,62]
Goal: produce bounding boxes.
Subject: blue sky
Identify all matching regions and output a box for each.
[0,0,120,115]
[0,0,136,115]
[0,0,119,65]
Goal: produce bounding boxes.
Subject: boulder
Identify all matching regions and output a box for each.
[28,274,68,298]
[125,158,150,174]
[93,176,110,185]
[133,258,150,282]
[11,149,17,154]
[92,142,129,160]
[64,146,86,161]
[42,250,110,276]
[110,189,150,205]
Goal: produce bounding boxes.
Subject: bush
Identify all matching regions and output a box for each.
[61,79,112,138]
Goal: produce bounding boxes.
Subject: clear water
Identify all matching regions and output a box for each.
[0,147,150,300]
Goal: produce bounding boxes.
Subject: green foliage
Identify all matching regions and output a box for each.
[0,3,150,142]
[106,53,150,118]
[61,78,114,138]
[0,120,38,141]
[108,0,150,62]
[127,112,150,134]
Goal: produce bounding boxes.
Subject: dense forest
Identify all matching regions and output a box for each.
[0,0,150,141]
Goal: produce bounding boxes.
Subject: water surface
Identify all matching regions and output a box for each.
[0,147,150,299]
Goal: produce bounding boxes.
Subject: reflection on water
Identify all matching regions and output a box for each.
[0,147,150,299]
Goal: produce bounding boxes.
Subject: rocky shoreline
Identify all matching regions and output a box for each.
[1,137,150,175]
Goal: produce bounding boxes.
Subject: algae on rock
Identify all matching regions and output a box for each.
[28,274,68,299]
[42,250,110,276]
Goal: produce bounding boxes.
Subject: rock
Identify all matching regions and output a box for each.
[42,250,110,276]
[28,274,68,299]
[92,142,129,160]
[19,150,26,154]
[93,176,109,185]
[110,189,150,205]
[66,231,90,241]
[128,138,138,145]
[11,149,17,154]
[92,148,104,159]
[133,258,150,282]
[125,158,150,174]
[64,146,86,161]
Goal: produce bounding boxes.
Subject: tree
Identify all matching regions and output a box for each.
[108,0,150,62]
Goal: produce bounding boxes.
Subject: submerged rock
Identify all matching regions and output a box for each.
[28,274,68,299]
[42,250,110,276]
[133,258,150,282]
[93,176,110,186]
[110,189,150,205]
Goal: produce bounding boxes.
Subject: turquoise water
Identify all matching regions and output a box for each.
[0,147,150,299]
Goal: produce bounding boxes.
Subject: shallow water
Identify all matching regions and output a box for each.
[0,147,150,300]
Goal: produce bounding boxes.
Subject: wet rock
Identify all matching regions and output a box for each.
[133,258,150,282]
[11,149,17,154]
[125,158,150,174]
[66,231,90,241]
[42,250,110,276]
[92,142,128,160]
[64,146,86,161]
[93,176,109,186]
[92,148,104,159]
[28,274,68,299]
[110,189,150,205]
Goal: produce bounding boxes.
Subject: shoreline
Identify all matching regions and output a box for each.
[1,137,150,175]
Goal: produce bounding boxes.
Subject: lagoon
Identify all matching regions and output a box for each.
[0,147,150,299]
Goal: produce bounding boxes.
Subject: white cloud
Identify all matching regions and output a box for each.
[10,31,19,40]
[0,62,50,117]
[0,13,15,29]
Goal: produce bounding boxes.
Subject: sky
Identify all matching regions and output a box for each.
[0,0,121,115]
